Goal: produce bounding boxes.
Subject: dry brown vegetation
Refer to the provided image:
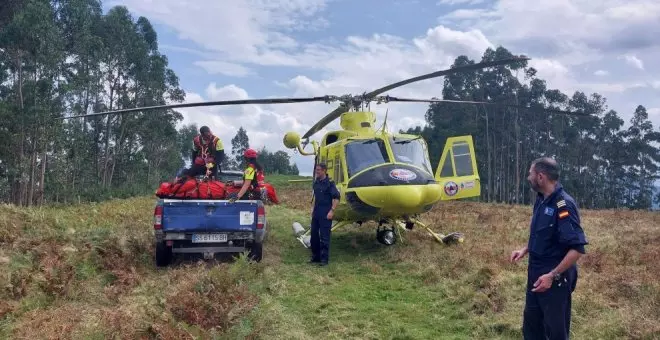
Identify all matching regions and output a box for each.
[276,187,660,339]
[0,186,658,339]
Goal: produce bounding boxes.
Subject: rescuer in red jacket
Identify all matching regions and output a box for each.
[184,126,225,179]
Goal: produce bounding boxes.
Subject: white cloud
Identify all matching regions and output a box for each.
[621,54,644,70]
[437,0,485,5]
[649,107,660,117]
[438,0,660,127]
[108,0,330,64]
[440,0,660,62]
[193,61,254,77]
[112,0,660,159]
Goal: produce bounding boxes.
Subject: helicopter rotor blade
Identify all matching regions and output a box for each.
[363,56,529,99]
[379,96,590,116]
[300,56,530,138]
[301,103,349,139]
[59,96,338,120]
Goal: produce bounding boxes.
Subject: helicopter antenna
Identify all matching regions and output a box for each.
[380,108,389,134]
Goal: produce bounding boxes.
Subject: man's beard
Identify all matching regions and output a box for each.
[529,179,541,192]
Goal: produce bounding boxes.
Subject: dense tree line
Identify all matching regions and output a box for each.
[1,2,655,209]
[0,0,297,206]
[0,0,186,205]
[407,47,660,210]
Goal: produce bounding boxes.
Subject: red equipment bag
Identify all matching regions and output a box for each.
[156,182,173,198]
[169,178,199,198]
[198,180,226,199]
[262,183,279,204]
[225,185,240,197]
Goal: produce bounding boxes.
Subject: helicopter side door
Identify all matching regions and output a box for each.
[435,135,481,200]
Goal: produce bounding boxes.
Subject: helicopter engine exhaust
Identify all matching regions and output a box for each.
[292,222,311,248]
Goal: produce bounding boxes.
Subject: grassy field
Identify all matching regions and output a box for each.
[1,175,658,339]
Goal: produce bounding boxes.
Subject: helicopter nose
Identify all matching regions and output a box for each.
[350,184,442,216]
[386,187,424,209]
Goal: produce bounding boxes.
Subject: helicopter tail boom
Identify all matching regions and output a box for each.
[435,135,481,200]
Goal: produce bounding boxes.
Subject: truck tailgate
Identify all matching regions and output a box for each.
[160,199,259,232]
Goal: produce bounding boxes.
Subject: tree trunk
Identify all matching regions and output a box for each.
[484,108,492,202]
[28,130,37,207]
[515,110,520,204]
[27,68,40,207]
[16,51,26,206]
[109,114,127,187]
[103,68,119,187]
[39,149,46,206]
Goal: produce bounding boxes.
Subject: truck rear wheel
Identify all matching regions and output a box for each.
[248,243,263,262]
[155,241,172,267]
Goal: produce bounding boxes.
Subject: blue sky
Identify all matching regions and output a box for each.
[106,0,660,176]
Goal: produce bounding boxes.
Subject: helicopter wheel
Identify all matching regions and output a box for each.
[376,228,397,246]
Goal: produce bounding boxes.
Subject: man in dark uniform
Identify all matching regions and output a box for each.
[510,157,588,340]
[310,163,340,266]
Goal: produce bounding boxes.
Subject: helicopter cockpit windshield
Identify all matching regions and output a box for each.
[390,137,433,175]
[345,139,390,177]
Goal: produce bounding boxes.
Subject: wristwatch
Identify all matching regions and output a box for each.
[551,270,561,281]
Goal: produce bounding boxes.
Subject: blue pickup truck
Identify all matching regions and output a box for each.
[152,194,267,267]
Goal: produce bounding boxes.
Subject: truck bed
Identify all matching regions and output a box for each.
[159,199,261,232]
[153,199,267,265]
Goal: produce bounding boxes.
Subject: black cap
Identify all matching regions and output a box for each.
[200,126,210,134]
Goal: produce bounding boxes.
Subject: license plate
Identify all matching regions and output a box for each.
[192,233,227,243]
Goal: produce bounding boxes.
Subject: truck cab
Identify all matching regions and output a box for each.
[153,198,267,266]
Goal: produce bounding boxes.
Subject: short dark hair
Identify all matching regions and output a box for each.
[200,126,210,134]
[532,157,559,181]
[316,163,327,170]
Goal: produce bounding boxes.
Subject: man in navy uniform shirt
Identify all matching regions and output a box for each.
[310,163,340,266]
[510,157,588,340]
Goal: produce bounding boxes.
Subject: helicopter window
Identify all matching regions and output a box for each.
[440,151,454,177]
[345,139,390,177]
[334,154,343,182]
[325,134,338,145]
[390,137,433,174]
[452,142,474,176]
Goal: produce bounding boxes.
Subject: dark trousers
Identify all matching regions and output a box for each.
[310,213,332,263]
[184,163,218,179]
[523,265,578,340]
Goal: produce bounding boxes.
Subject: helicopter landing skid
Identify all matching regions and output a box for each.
[412,219,464,245]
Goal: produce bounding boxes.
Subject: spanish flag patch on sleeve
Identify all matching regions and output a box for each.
[558,210,569,219]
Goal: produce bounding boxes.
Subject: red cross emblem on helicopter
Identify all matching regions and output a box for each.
[444,181,458,196]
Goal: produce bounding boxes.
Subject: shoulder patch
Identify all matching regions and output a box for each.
[558,210,570,219]
[557,200,567,208]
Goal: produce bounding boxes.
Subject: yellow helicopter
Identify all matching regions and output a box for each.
[61,55,587,247]
[283,108,479,247]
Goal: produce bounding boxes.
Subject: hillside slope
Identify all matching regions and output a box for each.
[1,182,658,339]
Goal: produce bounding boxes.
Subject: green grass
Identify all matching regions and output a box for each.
[0,186,658,339]
[265,173,313,188]
[232,206,475,339]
